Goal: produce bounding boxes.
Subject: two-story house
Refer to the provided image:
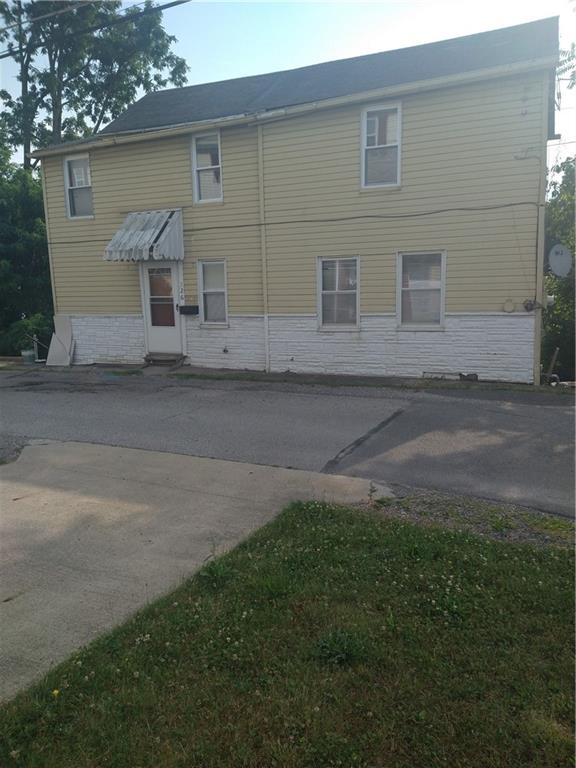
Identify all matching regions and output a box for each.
[35,17,559,383]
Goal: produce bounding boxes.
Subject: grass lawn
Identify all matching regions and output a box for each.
[0,501,573,768]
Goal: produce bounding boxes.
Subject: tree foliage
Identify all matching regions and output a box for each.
[558,44,576,90]
[0,0,188,164]
[0,129,52,353]
[543,157,575,379]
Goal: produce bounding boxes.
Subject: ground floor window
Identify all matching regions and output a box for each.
[397,252,445,327]
[319,257,358,326]
[199,260,227,323]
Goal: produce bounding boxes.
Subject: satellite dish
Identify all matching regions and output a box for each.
[548,244,573,278]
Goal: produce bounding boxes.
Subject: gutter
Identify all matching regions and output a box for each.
[257,124,270,372]
[533,74,551,386]
[40,164,59,314]
[31,55,558,159]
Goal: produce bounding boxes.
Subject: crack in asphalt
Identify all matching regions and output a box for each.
[321,409,404,474]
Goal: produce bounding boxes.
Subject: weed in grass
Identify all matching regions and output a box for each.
[311,628,368,667]
[383,606,397,632]
[199,557,235,590]
[257,572,294,601]
[488,511,516,533]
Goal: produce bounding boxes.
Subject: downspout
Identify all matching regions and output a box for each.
[40,161,59,315]
[257,124,271,371]
[533,73,550,386]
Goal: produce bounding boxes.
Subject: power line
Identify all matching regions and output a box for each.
[0,2,98,35]
[0,0,191,60]
[44,201,543,247]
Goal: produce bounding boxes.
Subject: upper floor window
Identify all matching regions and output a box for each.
[361,105,400,188]
[397,252,445,327]
[192,133,222,202]
[319,257,358,327]
[64,155,93,218]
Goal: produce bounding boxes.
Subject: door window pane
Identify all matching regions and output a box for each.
[150,300,175,326]
[148,268,173,297]
[148,268,175,326]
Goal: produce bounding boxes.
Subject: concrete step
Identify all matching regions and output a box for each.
[144,353,185,367]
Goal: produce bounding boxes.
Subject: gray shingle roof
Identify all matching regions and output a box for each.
[99,17,558,136]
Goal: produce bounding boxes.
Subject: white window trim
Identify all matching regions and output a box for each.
[198,259,228,326]
[360,103,402,190]
[317,256,360,331]
[191,131,223,204]
[63,154,94,219]
[396,250,446,330]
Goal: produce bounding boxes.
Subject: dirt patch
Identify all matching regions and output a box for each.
[363,487,573,548]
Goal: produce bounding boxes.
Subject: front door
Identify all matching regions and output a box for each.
[141,262,183,354]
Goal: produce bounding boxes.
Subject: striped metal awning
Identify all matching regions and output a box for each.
[104,209,184,262]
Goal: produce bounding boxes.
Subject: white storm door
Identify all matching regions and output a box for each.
[141,262,183,353]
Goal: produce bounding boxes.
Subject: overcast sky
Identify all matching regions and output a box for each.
[0,0,574,165]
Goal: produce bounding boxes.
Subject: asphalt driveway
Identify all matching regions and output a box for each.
[328,396,574,516]
[0,367,573,515]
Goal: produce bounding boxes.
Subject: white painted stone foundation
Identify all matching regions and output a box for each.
[184,316,266,370]
[70,315,146,364]
[68,312,535,383]
[268,314,535,383]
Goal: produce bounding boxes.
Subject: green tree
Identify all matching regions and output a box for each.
[543,157,575,379]
[0,129,52,353]
[558,44,576,90]
[0,1,188,165]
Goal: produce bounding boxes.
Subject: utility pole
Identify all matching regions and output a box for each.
[15,0,32,169]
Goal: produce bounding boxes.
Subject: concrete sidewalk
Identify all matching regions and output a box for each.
[0,441,391,700]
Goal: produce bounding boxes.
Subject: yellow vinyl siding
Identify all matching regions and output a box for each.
[262,73,544,314]
[42,71,546,318]
[44,127,262,315]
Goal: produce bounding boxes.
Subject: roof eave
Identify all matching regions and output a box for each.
[32,55,558,159]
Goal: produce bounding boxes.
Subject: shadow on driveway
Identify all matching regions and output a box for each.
[329,398,575,517]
